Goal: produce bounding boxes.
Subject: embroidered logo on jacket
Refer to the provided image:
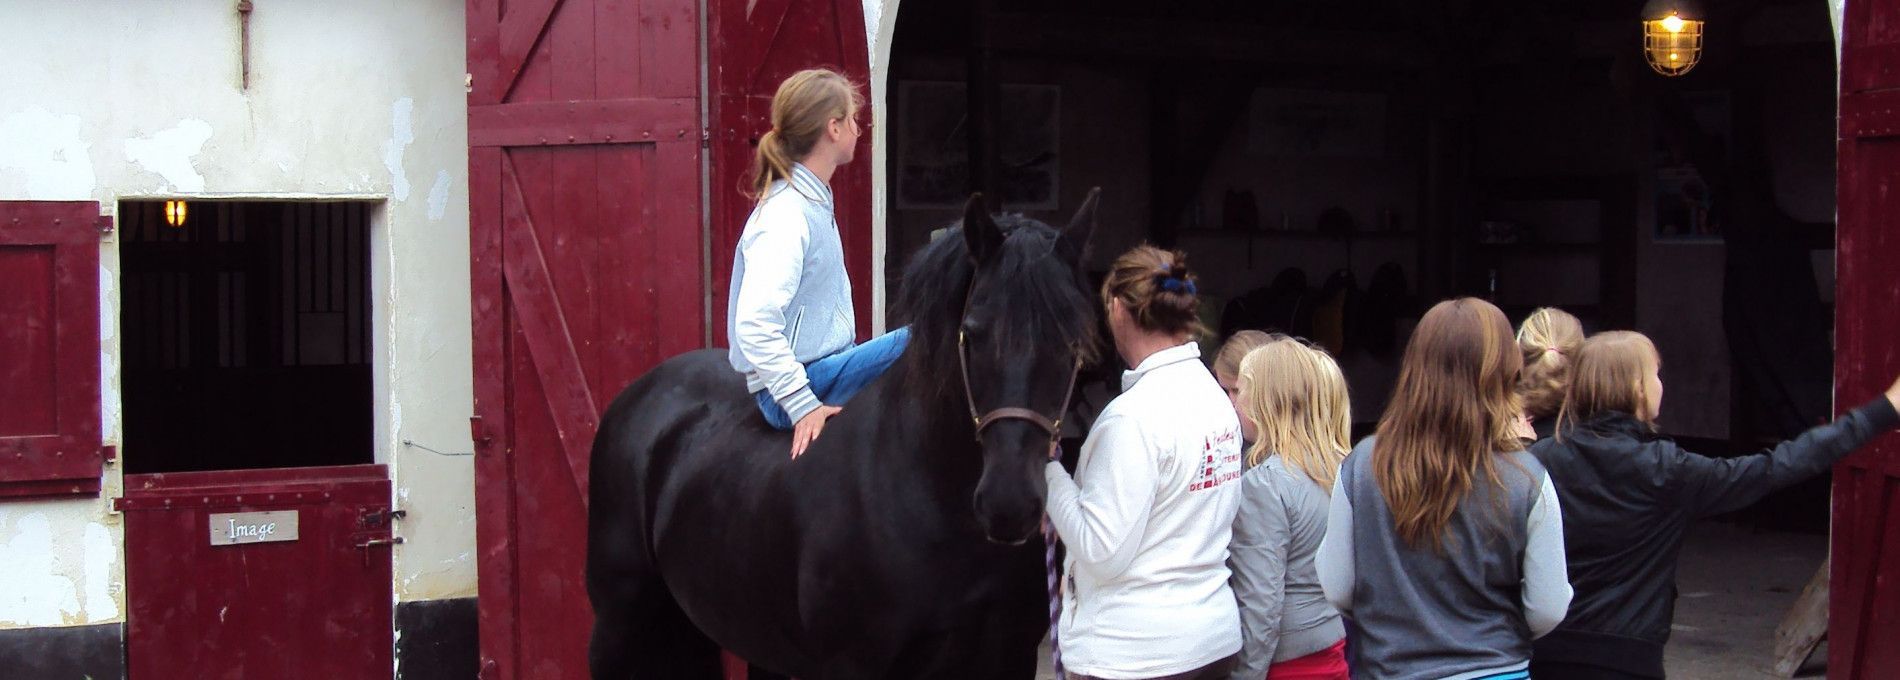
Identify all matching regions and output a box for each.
[1189,428,1243,491]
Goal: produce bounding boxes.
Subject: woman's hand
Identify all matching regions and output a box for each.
[792,405,843,459]
[1886,373,1900,413]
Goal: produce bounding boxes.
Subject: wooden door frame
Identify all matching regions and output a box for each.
[1830,0,1900,676]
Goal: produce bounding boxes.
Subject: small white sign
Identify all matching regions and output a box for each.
[209,511,299,546]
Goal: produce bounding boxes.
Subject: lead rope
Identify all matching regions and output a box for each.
[1044,444,1067,680]
[1044,515,1066,679]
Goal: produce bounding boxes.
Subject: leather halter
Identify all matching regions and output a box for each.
[955,282,1083,443]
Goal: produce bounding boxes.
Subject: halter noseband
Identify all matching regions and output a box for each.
[955,282,1083,444]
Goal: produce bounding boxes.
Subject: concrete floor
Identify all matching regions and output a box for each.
[1036,519,1828,679]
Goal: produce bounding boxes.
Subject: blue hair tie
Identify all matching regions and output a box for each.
[1161,277,1195,294]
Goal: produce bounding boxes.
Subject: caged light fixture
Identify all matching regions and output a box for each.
[1642,0,1704,77]
[164,200,188,227]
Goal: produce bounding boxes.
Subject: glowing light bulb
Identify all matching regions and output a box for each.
[1661,14,1685,33]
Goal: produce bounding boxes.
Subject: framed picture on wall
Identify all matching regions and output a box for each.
[895,81,1060,210]
[1246,88,1387,158]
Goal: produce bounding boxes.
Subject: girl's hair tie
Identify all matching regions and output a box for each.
[1158,277,1197,295]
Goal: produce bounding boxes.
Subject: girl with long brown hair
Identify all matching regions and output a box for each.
[1228,339,1352,680]
[1316,298,1572,680]
[1528,332,1900,680]
[726,68,903,458]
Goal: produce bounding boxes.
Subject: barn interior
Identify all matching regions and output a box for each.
[884,0,1840,532]
[119,200,375,474]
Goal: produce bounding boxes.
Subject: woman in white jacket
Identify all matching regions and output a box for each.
[726,69,908,457]
[1045,245,1244,680]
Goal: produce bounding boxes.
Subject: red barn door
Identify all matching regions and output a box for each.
[1831,0,1900,676]
[708,0,876,344]
[466,0,703,678]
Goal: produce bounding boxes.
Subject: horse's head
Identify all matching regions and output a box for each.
[897,190,1102,545]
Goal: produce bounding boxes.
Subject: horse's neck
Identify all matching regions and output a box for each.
[866,373,983,493]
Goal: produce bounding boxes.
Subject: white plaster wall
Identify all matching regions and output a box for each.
[869,0,897,333]
[0,0,475,630]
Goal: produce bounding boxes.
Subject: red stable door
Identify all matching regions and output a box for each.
[1831,0,1900,675]
[117,466,395,680]
[465,0,873,677]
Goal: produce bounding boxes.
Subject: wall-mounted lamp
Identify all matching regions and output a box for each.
[1642,0,1704,76]
[164,200,188,227]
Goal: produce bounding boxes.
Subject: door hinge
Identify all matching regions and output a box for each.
[470,415,494,452]
[360,507,407,528]
[96,215,114,235]
[479,658,500,680]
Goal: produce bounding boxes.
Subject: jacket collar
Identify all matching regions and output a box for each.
[1121,342,1202,392]
[1567,410,1665,442]
[788,163,833,210]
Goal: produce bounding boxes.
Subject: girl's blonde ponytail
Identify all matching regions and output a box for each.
[744,69,862,201]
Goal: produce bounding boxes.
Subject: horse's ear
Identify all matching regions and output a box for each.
[963,193,1002,264]
[1057,187,1101,267]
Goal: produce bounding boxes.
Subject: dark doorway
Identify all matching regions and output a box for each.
[119,200,374,474]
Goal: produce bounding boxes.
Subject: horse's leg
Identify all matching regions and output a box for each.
[589,490,721,680]
[899,621,1044,680]
[589,569,722,679]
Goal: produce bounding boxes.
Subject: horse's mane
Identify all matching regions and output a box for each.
[890,215,1102,402]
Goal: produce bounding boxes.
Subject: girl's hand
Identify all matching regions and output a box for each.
[792,405,843,459]
[1886,374,1900,413]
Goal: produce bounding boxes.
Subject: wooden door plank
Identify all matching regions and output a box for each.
[496,0,568,105]
[499,154,600,500]
[467,0,504,104]
[468,145,519,680]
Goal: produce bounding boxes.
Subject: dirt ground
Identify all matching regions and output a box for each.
[1037,519,1829,679]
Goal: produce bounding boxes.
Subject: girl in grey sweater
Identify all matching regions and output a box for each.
[1228,338,1352,680]
[1316,298,1572,680]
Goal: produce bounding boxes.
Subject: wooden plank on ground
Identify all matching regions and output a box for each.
[1772,558,1829,677]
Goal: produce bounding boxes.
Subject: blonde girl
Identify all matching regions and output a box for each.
[1227,339,1351,680]
[1527,331,1900,680]
[1315,298,1572,680]
[1514,308,1585,440]
[727,68,908,458]
[1215,330,1277,431]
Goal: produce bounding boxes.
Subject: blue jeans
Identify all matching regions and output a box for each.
[754,327,911,430]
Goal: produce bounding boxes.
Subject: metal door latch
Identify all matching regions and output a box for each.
[355,536,404,565]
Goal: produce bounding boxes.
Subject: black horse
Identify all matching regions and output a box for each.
[587,191,1104,679]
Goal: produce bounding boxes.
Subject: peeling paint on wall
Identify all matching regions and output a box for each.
[82,523,117,621]
[0,107,96,199]
[123,119,213,192]
[384,98,416,201]
[100,262,120,439]
[427,170,452,221]
[0,512,82,627]
[863,0,883,70]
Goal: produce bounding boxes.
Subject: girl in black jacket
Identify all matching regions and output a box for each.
[1528,331,1900,679]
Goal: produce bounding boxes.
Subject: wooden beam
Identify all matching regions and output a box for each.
[967,0,1001,204]
[1772,560,1829,677]
[988,13,1426,70]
